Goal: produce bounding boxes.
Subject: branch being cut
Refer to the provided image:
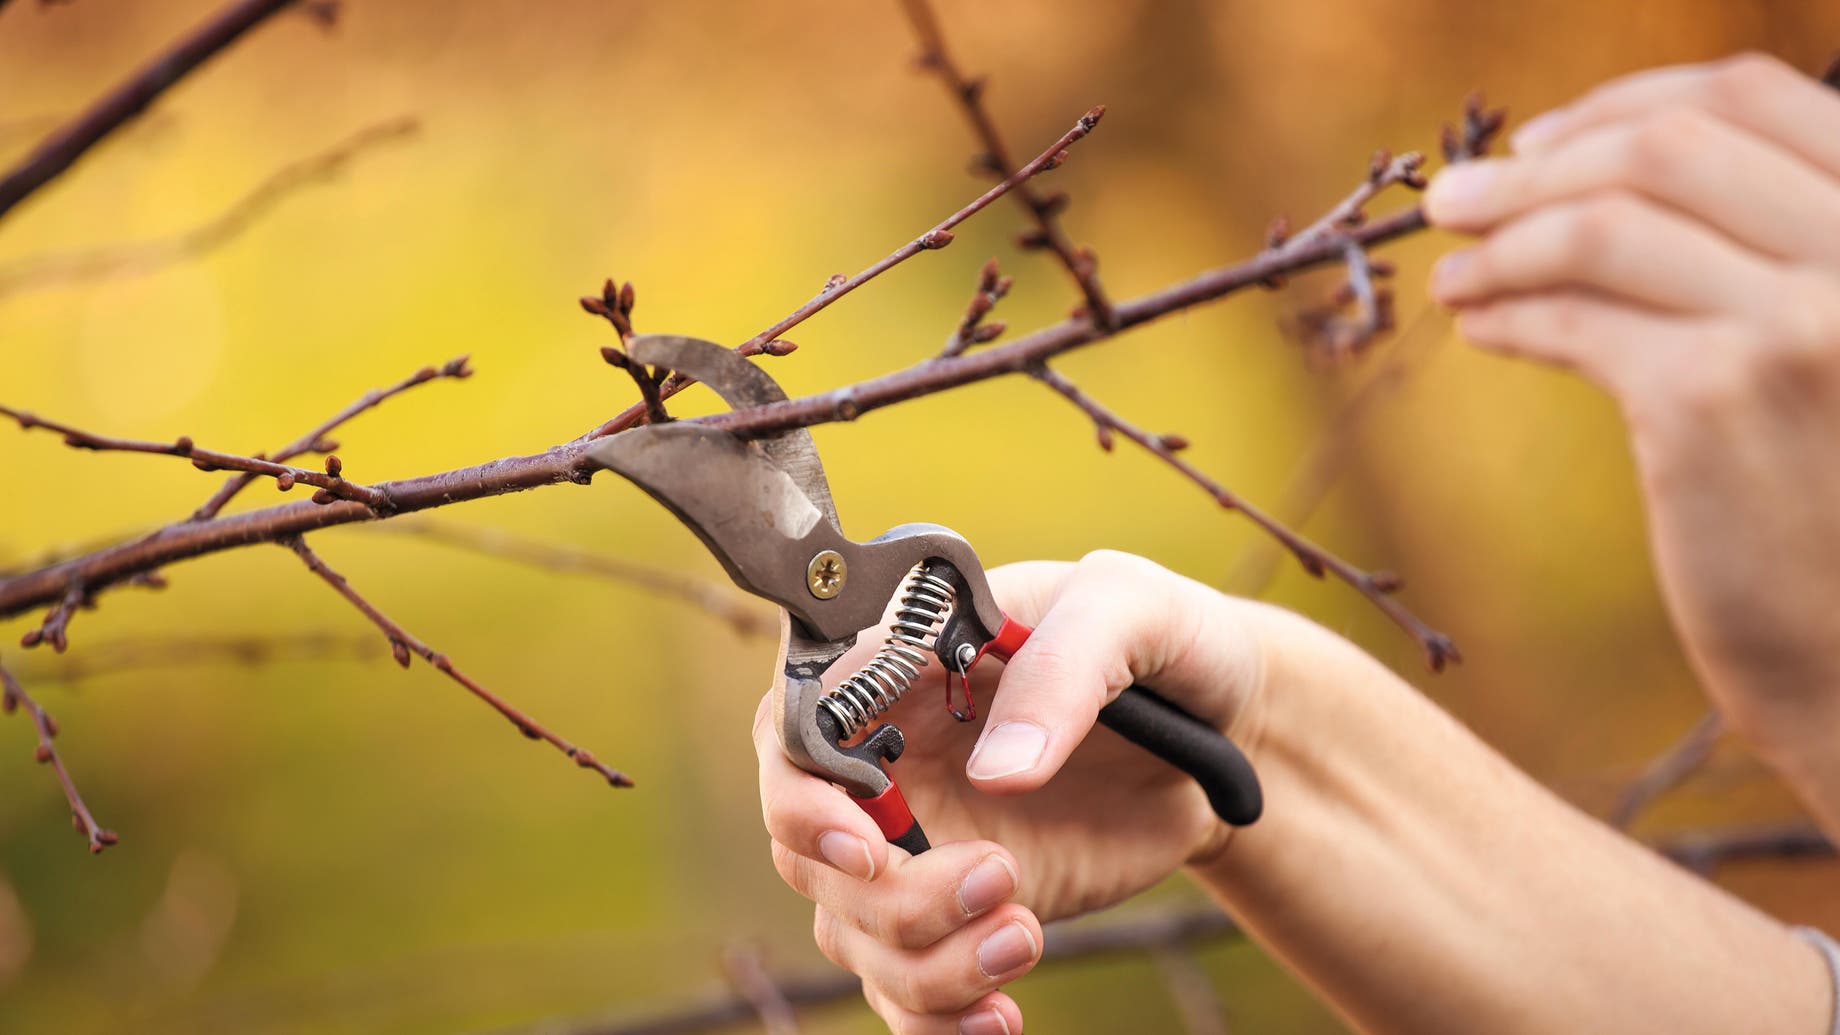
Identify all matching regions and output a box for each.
[0,118,417,298]
[0,102,1497,661]
[287,538,632,788]
[1,660,117,853]
[0,0,305,224]
[372,519,772,638]
[1029,365,1457,669]
[898,0,1114,327]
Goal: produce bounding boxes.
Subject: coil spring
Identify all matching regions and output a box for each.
[817,565,956,739]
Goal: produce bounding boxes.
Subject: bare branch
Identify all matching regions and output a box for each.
[1151,944,1232,1035]
[1028,364,1457,669]
[192,354,472,521]
[939,257,1011,358]
[0,118,417,298]
[1608,710,1725,830]
[897,0,1114,326]
[286,538,633,788]
[372,519,772,638]
[720,944,801,1035]
[0,404,394,509]
[0,104,1495,664]
[0,0,305,224]
[1,660,117,853]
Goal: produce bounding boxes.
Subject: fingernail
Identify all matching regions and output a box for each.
[1424,162,1497,216]
[817,830,875,881]
[960,1007,1011,1035]
[1511,109,1566,152]
[1430,249,1474,302]
[966,722,1049,780]
[976,921,1039,978]
[958,854,1019,917]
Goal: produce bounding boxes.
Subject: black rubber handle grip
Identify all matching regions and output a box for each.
[1099,685,1262,826]
[888,820,932,856]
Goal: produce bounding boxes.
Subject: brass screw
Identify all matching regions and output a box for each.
[806,550,847,599]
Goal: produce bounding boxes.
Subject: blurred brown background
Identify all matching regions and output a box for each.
[3,1,1840,1032]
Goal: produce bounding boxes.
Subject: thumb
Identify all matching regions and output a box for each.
[964,550,1250,794]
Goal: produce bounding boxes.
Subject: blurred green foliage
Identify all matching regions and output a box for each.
[3,1,1839,1031]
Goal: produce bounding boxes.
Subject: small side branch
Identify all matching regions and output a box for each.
[1653,821,1834,877]
[0,0,305,223]
[1,660,117,853]
[939,258,1011,358]
[1030,364,1458,670]
[286,538,632,788]
[898,0,1114,327]
[192,354,471,521]
[0,405,393,510]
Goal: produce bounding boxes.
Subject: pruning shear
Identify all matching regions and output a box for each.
[585,335,1261,854]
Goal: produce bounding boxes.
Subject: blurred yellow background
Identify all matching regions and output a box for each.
[3,1,1839,1032]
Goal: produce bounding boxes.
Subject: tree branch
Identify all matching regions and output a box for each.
[15,632,380,683]
[372,519,772,638]
[1653,821,1834,877]
[1608,710,1725,830]
[0,404,394,509]
[0,0,304,224]
[897,0,1114,327]
[1029,364,1457,669]
[1,659,117,853]
[0,103,1497,662]
[286,538,633,788]
[0,117,417,298]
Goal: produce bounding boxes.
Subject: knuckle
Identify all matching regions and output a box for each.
[1708,51,1788,107]
[1765,267,1840,362]
[811,907,848,966]
[1556,194,1635,265]
[1621,109,1698,185]
[883,893,934,950]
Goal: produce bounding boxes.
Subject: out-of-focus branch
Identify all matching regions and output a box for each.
[373,519,772,638]
[1029,364,1457,669]
[1653,821,1835,877]
[1,660,117,853]
[1608,710,1725,830]
[17,632,380,683]
[1225,309,1449,596]
[0,0,304,224]
[191,354,472,521]
[287,538,632,788]
[0,118,417,298]
[529,908,1243,1035]
[720,945,801,1035]
[898,0,1114,327]
[0,405,393,509]
[1151,945,1231,1035]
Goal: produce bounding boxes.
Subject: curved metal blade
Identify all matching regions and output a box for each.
[626,334,837,530]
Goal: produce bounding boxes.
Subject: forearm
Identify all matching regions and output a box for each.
[1190,627,1830,1035]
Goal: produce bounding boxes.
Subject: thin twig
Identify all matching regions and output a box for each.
[586,106,1105,441]
[939,257,1010,358]
[286,537,633,788]
[16,632,380,684]
[372,518,772,638]
[1608,710,1725,830]
[0,0,305,223]
[192,354,471,521]
[0,118,417,297]
[0,404,394,509]
[1,660,117,853]
[897,0,1114,327]
[1151,944,1231,1035]
[1029,363,1457,669]
[720,944,801,1035]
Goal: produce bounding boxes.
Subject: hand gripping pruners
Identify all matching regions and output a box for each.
[586,335,1261,854]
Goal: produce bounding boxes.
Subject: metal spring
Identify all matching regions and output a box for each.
[818,565,955,739]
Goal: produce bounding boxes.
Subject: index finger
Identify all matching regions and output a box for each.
[1515,53,1840,179]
